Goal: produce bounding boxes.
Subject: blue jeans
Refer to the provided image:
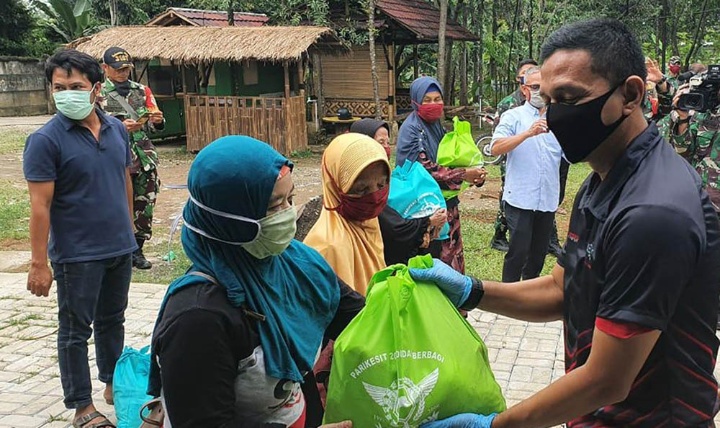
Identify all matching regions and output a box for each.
[52,253,132,409]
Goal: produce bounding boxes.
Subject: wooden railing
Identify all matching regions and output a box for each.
[184,95,308,154]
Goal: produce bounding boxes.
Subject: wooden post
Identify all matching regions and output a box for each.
[413,44,419,79]
[388,43,395,122]
[312,53,324,118]
[297,58,305,99]
[283,61,291,99]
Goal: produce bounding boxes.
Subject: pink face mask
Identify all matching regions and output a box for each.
[414,101,444,123]
[669,64,681,75]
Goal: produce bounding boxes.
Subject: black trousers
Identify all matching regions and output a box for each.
[503,202,555,282]
[559,158,571,205]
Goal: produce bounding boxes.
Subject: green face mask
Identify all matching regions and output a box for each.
[53,88,95,121]
[184,196,297,259]
[240,206,297,259]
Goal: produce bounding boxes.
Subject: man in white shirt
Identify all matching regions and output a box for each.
[490,67,563,282]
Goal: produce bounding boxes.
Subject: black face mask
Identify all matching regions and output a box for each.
[546,83,628,163]
[114,80,131,97]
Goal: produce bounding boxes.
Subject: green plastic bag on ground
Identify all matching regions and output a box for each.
[323,255,506,427]
[437,116,484,199]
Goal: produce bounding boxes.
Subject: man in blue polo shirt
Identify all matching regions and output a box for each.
[491,66,562,283]
[23,49,136,427]
[411,18,720,428]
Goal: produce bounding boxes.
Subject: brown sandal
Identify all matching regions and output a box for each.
[139,398,165,427]
[72,411,116,428]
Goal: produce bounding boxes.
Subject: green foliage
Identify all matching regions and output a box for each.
[30,0,101,42]
[0,0,36,56]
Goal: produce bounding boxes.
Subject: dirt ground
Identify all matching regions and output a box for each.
[0,125,560,250]
[151,142,504,240]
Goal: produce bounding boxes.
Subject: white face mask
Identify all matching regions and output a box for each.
[529,90,546,109]
[183,195,297,259]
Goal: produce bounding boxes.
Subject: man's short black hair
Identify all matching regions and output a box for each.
[517,59,538,73]
[45,49,103,85]
[540,18,647,86]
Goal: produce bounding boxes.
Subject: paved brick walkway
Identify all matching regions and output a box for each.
[0,271,718,427]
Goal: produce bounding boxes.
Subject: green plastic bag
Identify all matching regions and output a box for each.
[437,116,484,199]
[323,255,506,427]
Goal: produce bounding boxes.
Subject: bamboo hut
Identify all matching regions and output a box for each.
[71,25,344,153]
[315,0,479,121]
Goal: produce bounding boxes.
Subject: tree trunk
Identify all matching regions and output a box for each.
[475,0,485,105]
[685,0,709,68]
[670,0,680,56]
[437,0,448,86]
[490,0,499,105]
[659,0,670,72]
[506,0,522,94]
[109,0,119,26]
[228,0,235,26]
[528,0,533,58]
[444,39,454,96]
[367,0,382,119]
[460,42,468,105]
[459,3,468,105]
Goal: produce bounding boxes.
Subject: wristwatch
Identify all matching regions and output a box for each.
[658,76,667,86]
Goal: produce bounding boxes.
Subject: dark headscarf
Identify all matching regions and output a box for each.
[395,76,447,166]
[350,118,389,138]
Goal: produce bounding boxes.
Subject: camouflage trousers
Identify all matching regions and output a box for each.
[132,169,159,241]
[492,160,508,237]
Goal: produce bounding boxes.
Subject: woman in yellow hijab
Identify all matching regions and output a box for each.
[304,133,391,295]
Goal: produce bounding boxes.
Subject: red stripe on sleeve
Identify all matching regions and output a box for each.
[595,317,653,339]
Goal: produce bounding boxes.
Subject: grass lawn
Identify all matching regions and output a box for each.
[0,132,30,245]
[463,162,591,282]
[0,180,30,243]
[0,131,27,155]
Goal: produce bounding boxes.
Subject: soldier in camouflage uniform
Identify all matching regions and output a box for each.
[489,59,538,253]
[642,81,659,122]
[646,56,681,121]
[660,84,720,216]
[99,47,164,269]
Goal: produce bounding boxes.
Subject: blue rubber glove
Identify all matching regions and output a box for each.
[421,413,497,428]
[409,258,473,307]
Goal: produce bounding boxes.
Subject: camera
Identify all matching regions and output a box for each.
[677,64,720,112]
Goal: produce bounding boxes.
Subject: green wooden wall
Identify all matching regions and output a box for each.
[144,60,287,139]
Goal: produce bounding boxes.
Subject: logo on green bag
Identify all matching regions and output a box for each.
[362,368,440,427]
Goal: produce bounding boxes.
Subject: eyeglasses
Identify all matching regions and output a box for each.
[524,84,541,91]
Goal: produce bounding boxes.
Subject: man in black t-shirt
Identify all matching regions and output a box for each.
[413,18,720,428]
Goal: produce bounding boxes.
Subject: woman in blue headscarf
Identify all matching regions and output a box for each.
[396,77,486,274]
[147,136,362,427]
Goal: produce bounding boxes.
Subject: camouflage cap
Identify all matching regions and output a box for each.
[669,56,681,65]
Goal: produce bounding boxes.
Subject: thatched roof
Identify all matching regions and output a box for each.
[70,26,345,63]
